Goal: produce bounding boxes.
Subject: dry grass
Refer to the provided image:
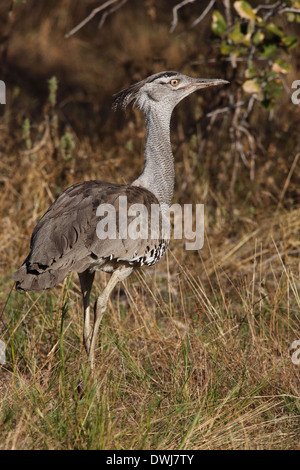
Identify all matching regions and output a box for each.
[0,238,299,449]
[0,0,299,450]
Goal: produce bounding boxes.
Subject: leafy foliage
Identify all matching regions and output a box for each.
[211,1,299,109]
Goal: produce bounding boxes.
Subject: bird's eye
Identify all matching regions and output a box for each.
[170,79,180,87]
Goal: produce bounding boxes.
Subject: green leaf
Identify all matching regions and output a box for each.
[234,1,256,20]
[233,46,248,56]
[272,59,291,74]
[211,10,227,36]
[261,44,278,57]
[220,40,234,55]
[263,77,283,101]
[246,19,255,35]
[281,36,298,49]
[252,31,264,45]
[245,61,256,79]
[228,23,245,43]
[266,23,284,37]
[286,12,295,21]
[242,79,263,100]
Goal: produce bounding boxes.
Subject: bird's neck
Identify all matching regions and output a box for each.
[132,106,175,206]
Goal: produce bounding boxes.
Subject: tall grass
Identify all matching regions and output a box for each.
[1,233,299,449]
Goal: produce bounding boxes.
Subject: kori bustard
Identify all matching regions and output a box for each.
[13,71,228,369]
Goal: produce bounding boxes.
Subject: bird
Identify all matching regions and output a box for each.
[12,71,228,369]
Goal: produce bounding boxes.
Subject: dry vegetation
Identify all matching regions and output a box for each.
[0,0,299,450]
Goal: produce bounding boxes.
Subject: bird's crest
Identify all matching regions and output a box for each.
[112,81,144,111]
[112,71,178,111]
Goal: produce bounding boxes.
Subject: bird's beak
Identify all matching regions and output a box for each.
[194,78,229,89]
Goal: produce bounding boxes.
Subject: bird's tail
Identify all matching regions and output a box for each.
[12,264,68,292]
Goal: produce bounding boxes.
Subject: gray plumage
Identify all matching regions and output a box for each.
[13,182,163,291]
[12,71,228,368]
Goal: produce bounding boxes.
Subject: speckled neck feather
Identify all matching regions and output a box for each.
[132,107,175,206]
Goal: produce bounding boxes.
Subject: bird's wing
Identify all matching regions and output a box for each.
[12,181,164,290]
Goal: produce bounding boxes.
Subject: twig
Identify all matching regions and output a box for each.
[252,294,269,307]
[279,7,300,14]
[0,283,14,330]
[222,0,232,27]
[170,0,196,33]
[223,0,240,69]
[241,95,256,123]
[206,100,245,118]
[237,124,256,180]
[262,2,287,20]
[278,152,300,205]
[65,0,121,38]
[229,88,243,198]
[255,1,281,13]
[191,56,269,65]
[98,0,128,29]
[190,0,215,28]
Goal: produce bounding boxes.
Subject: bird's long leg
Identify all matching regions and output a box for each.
[88,266,133,370]
[78,270,95,354]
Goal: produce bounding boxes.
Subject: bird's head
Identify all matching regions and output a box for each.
[113,71,229,114]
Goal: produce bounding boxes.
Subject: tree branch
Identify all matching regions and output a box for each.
[65,0,122,38]
[170,0,197,33]
[98,0,128,29]
[190,0,215,28]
